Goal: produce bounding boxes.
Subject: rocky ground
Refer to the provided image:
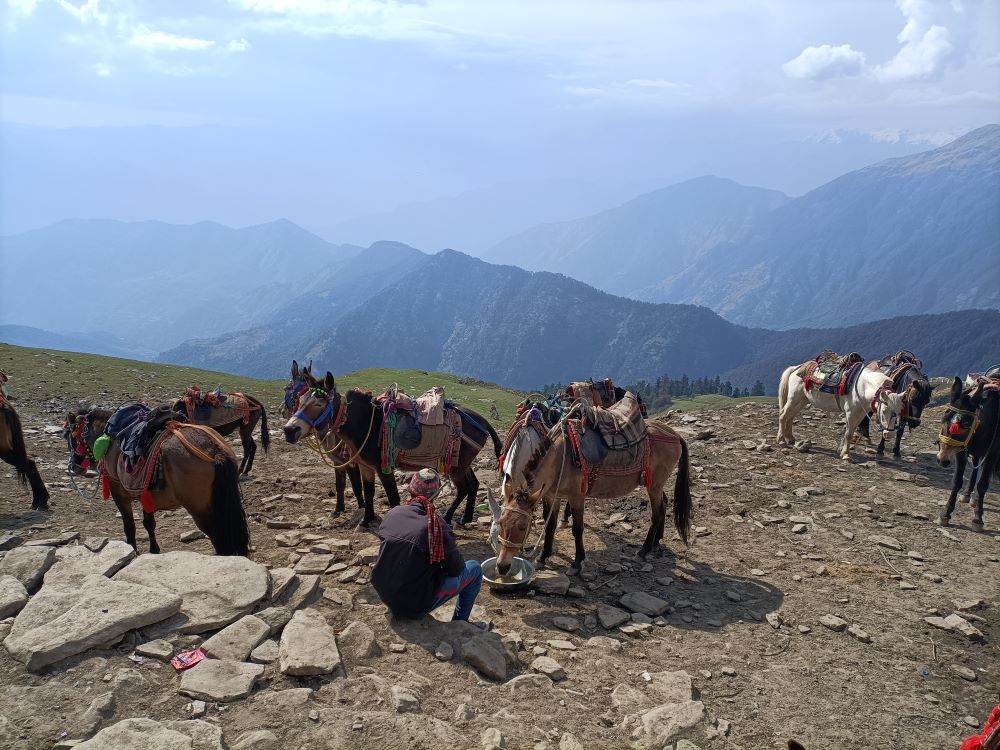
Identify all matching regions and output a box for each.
[1,394,997,750]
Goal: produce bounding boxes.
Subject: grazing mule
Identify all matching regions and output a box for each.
[283,372,502,527]
[936,377,999,532]
[777,360,904,460]
[172,389,269,475]
[490,410,691,576]
[282,360,374,515]
[67,407,249,554]
[855,355,933,457]
[0,371,50,510]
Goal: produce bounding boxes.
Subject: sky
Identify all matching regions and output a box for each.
[1,0,998,245]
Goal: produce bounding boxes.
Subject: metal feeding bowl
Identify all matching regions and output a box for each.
[481,556,536,591]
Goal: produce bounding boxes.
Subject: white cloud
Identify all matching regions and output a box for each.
[92,62,113,76]
[874,0,953,82]
[227,37,251,52]
[130,25,217,51]
[6,0,39,16]
[56,0,107,25]
[625,78,680,89]
[782,44,866,80]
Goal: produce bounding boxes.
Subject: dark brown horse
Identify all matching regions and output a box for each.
[0,371,50,510]
[283,372,502,528]
[172,389,269,474]
[67,407,249,554]
[282,360,375,515]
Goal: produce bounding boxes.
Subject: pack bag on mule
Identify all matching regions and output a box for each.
[561,392,652,495]
[180,385,260,426]
[566,378,616,408]
[799,350,865,396]
[874,350,924,383]
[377,386,473,475]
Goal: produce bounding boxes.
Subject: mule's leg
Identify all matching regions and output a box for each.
[567,499,586,575]
[971,458,992,531]
[344,465,366,510]
[443,471,467,526]
[461,470,479,525]
[363,471,397,528]
[25,457,50,511]
[333,469,347,514]
[876,436,886,456]
[966,464,980,505]
[939,452,967,526]
[777,383,807,445]
[840,408,864,460]
[361,477,376,511]
[242,428,257,475]
[113,495,139,551]
[560,502,571,528]
[538,496,560,568]
[892,427,904,458]
[237,426,251,474]
[638,485,666,559]
[142,511,161,554]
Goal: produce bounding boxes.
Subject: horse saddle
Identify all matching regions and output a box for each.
[567,378,616,408]
[415,387,446,426]
[107,402,186,471]
[575,392,647,451]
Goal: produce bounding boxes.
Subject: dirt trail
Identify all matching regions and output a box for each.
[1,394,997,750]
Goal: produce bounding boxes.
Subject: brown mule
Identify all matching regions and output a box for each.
[492,417,691,576]
[172,390,269,475]
[69,408,249,555]
[0,372,50,510]
[281,360,377,515]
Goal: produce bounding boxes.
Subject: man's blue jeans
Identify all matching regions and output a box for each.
[428,560,482,621]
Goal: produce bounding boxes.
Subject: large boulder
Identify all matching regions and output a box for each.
[179,659,265,703]
[114,551,269,633]
[4,574,181,670]
[44,541,135,585]
[75,717,224,750]
[0,545,55,592]
[279,608,342,676]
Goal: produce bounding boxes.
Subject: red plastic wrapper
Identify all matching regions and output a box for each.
[170,648,206,671]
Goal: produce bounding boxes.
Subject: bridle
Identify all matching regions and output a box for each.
[283,376,310,416]
[939,403,982,450]
[291,388,376,471]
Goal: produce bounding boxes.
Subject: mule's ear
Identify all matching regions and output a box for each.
[951,376,963,402]
[324,372,336,391]
[487,488,502,520]
[291,360,299,379]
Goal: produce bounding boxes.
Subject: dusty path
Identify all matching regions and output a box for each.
[1,394,997,750]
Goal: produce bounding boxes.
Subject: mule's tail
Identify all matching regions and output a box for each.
[257,401,270,453]
[673,436,692,545]
[778,366,794,411]
[485,418,502,458]
[3,408,30,486]
[208,458,250,555]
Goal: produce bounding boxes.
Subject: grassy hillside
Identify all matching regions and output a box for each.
[0,344,525,428]
[664,394,777,413]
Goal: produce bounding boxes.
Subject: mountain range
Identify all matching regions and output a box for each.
[162,245,998,391]
[485,124,1000,329]
[2,126,997,392]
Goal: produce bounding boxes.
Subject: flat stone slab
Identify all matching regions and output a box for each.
[532,570,570,596]
[279,608,342,676]
[294,554,334,575]
[4,574,181,670]
[250,639,279,664]
[461,631,512,682]
[619,592,670,617]
[114,551,269,634]
[627,700,706,750]
[598,604,631,629]
[531,655,566,682]
[201,614,270,661]
[0,545,55,592]
[179,659,265,702]
[819,614,848,632]
[338,620,381,663]
[76,718,224,750]
[25,531,80,547]
[268,568,296,601]
[868,535,903,551]
[135,639,174,661]
[44,541,135,584]
[0,575,28,619]
[274,574,320,611]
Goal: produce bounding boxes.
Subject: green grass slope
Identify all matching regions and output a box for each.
[0,344,525,428]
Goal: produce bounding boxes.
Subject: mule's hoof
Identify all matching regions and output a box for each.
[972,518,985,533]
[937,513,950,527]
[32,502,50,512]
[355,520,376,531]
[566,561,584,576]
[965,495,976,506]
[653,544,666,559]
[892,451,901,459]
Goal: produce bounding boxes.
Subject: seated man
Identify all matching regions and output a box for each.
[371,469,483,622]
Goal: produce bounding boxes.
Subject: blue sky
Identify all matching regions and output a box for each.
[1,0,998,244]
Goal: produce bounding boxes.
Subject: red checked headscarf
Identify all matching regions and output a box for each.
[408,469,445,564]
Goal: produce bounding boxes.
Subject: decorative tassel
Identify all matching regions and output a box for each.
[140,488,154,513]
[101,471,111,500]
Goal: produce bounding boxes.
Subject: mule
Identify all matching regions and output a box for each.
[282,360,374,515]
[855,354,933,457]
[67,407,249,554]
[490,412,691,576]
[936,377,999,532]
[283,372,502,527]
[777,359,904,460]
[172,389,269,475]
[0,371,50,510]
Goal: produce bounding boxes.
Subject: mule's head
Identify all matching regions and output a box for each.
[937,376,981,467]
[499,408,545,501]
[874,387,903,438]
[281,359,316,419]
[283,371,337,444]
[491,486,543,576]
[903,379,933,429]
